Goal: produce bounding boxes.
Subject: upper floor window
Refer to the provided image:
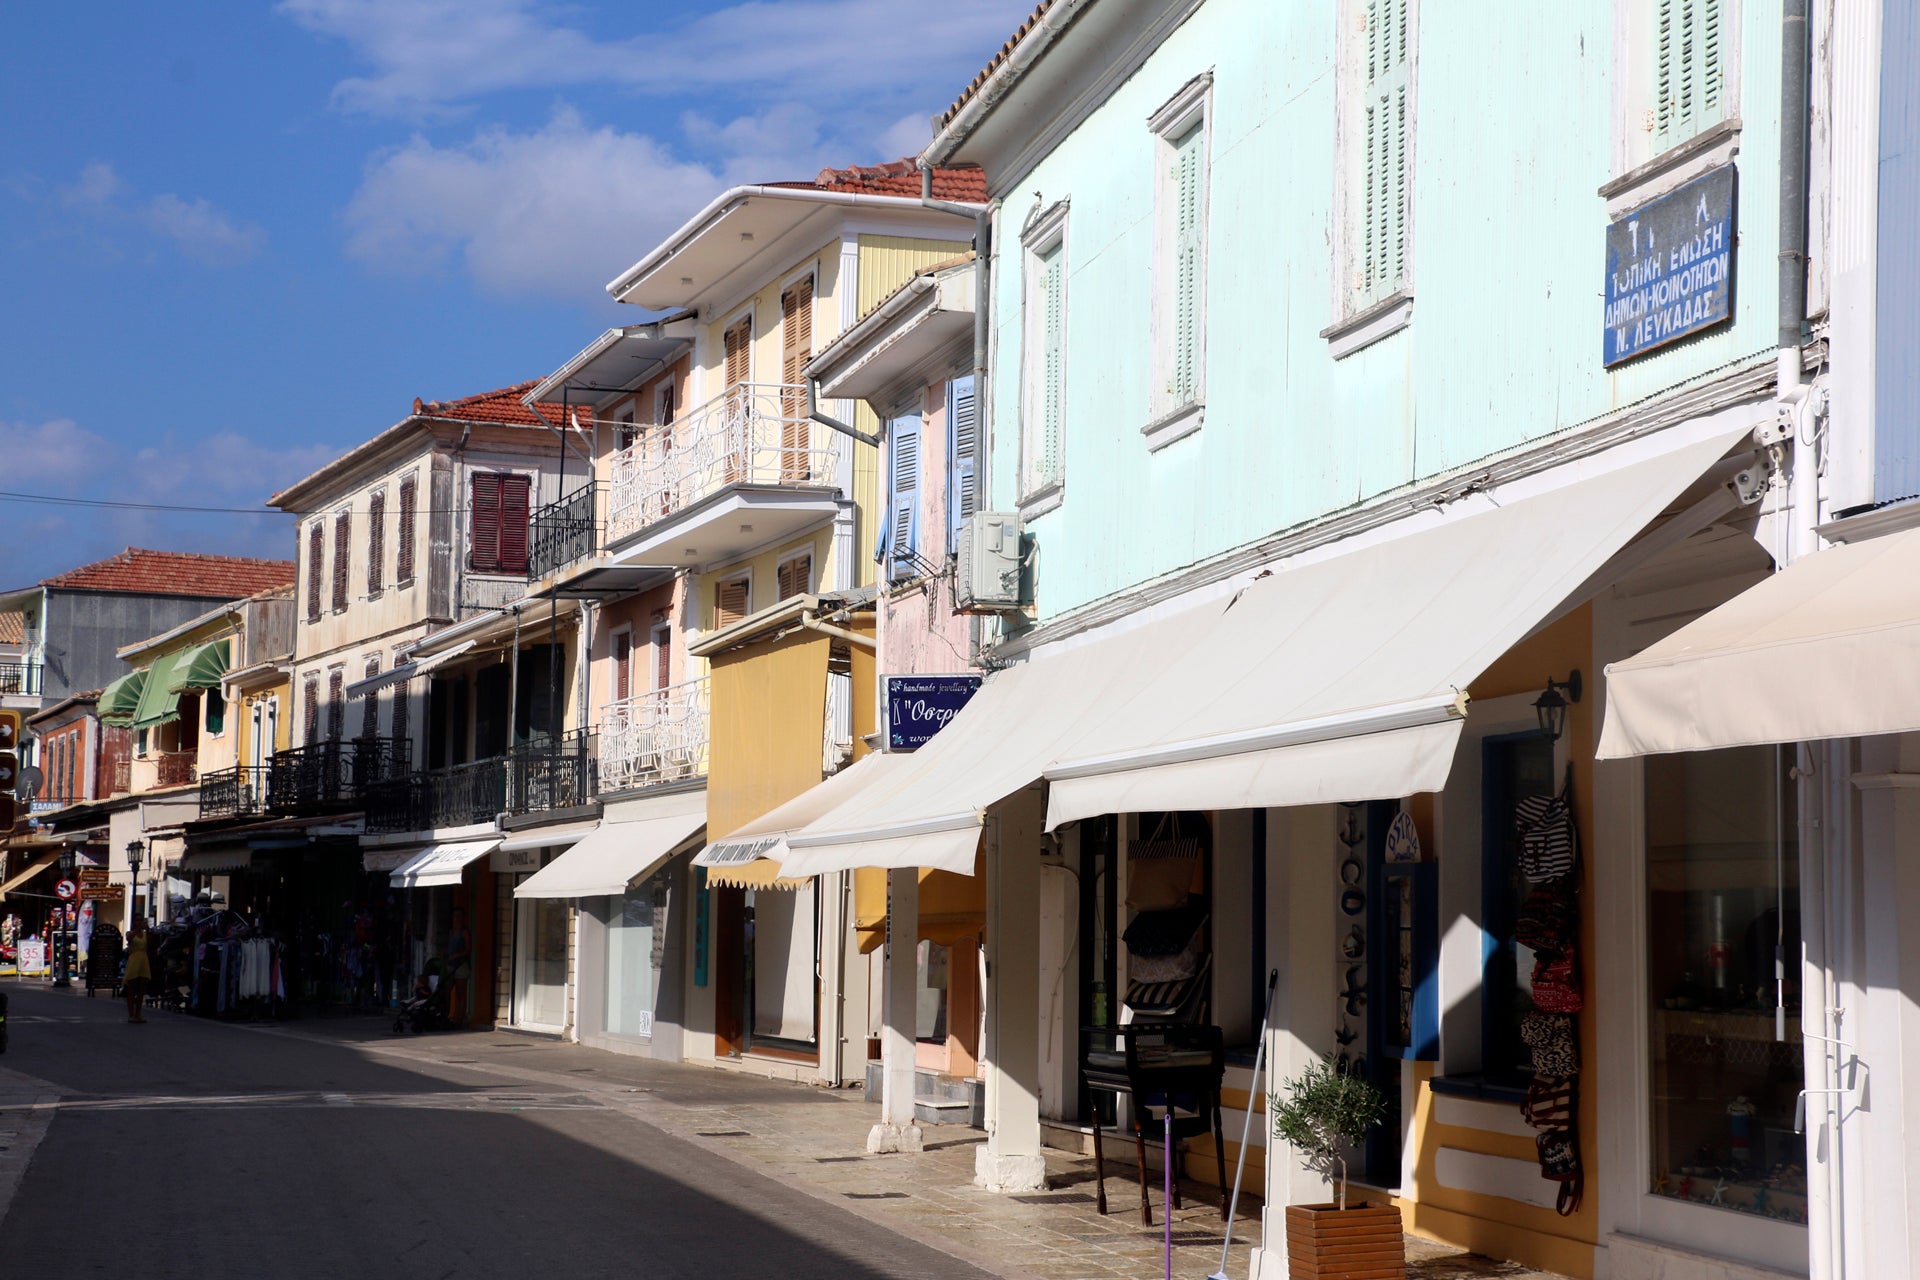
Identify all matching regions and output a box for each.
[360,657,381,738]
[881,411,921,581]
[780,275,815,483]
[396,473,418,583]
[331,508,352,612]
[366,486,387,598]
[714,575,750,628]
[305,522,324,622]
[1149,75,1212,440]
[1651,0,1729,155]
[776,550,813,601]
[1021,201,1070,508]
[947,375,979,549]
[614,406,638,455]
[303,674,320,746]
[611,628,632,702]
[470,471,531,575]
[1329,0,1417,354]
[326,667,345,741]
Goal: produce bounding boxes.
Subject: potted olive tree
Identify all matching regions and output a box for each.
[1269,1057,1405,1278]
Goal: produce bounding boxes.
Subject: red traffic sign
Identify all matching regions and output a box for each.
[53,879,77,901]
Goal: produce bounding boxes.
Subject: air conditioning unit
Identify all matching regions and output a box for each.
[954,513,1024,613]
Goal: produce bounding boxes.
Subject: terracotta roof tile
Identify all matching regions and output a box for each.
[412,379,571,427]
[0,613,22,645]
[38,549,296,599]
[797,159,987,203]
[938,1,1056,132]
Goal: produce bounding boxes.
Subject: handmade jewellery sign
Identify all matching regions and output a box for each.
[1603,164,1737,366]
[884,674,983,751]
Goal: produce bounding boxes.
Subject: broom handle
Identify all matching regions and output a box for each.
[1214,969,1279,1280]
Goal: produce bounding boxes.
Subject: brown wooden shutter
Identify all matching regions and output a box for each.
[361,658,380,738]
[391,677,410,757]
[305,523,324,621]
[331,511,352,611]
[470,472,502,572]
[612,631,631,702]
[780,278,813,481]
[499,474,531,574]
[397,474,418,582]
[367,488,386,596]
[653,631,671,692]
[715,577,749,627]
[724,317,752,389]
[327,668,344,740]
[776,552,811,601]
[303,675,320,745]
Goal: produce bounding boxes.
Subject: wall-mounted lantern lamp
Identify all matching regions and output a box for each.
[1534,670,1583,742]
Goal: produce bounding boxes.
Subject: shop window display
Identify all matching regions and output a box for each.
[916,939,949,1043]
[1645,746,1805,1223]
[606,874,668,1038]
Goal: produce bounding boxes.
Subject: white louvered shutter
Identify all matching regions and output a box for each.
[1359,0,1410,306]
[1654,0,1725,154]
[1172,123,1205,405]
[947,375,978,548]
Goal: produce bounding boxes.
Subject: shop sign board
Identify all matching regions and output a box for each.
[492,847,542,873]
[884,674,983,751]
[78,867,121,902]
[17,939,46,974]
[1603,164,1736,366]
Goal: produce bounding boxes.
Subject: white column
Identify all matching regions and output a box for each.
[869,866,923,1153]
[975,790,1047,1192]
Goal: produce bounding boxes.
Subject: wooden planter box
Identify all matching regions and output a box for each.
[1283,1202,1407,1279]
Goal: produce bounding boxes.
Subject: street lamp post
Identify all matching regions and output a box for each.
[126,839,145,926]
[51,847,76,988]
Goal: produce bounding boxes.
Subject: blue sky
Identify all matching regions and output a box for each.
[0,0,1030,587]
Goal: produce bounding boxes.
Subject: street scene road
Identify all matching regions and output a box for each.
[0,982,997,1280]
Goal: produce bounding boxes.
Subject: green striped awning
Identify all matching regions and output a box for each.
[132,650,187,729]
[98,669,149,726]
[166,639,231,692]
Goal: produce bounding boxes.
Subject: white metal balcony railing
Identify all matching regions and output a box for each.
[605,384,837,543]
[598,677,709,791]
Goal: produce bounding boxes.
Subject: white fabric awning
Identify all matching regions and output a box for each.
[695,752,910,873]
[498,821,601,854]
[515,789,706,899]
[1597,522,1920,758]
[346,641,475,699]
[776,423,1749,873]
[390,838,500,889]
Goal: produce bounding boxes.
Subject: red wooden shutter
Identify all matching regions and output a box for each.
[331,511,351,610]
[654,631,671,692]
[500,474,531,574]
[367,488,386,596]
[397,474,418,582]
[470,472,502,572]
[612,631,632,702]
[306,523,324,621]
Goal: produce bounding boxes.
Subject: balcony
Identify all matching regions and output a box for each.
[268,737,412,814]
[0,661,42,696]
[198,765,271,820]
[365,730,599,833]
[599,678,709,792]
[601,384,841,568]
[154,750,199,789]
[528,482,599,580]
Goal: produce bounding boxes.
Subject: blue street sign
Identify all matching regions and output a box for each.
[1603,164,1737,367]
[885,674,983,750]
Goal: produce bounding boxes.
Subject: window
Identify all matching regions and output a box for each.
[390,678,410,758]
[723,314,753,391]
[1652,0,1728,155]
[605,874,670,1037]
[714,575,750,628]
[366,487,386,597]
[1148,74,1212,443]
[303,675,320,746]
[205,686,225,736]
[611,628,632,702]
[651,624,671,692]
[470,471,532,574]
[947,376,978,549]
[330,508,352,612]
[881,412,921,580]
[397,473,418,583]
[326,667,345,741]
[655,382,676,428]
[1020,203,1069,507]
[614,406,637,454]
[360,658,380,738]
[780,275,814,482]
[305,522,324,621]
[1328,0,1417,353]
[136,727,149,758]
[776,550,813,601]
[1480,730,1557,1089]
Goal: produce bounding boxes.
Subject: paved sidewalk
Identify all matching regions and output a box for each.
[226,1012,1570,1280]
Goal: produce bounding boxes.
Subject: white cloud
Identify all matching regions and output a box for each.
[0,418,112,487]
[52,162,265,265]
[875,112,934,164]
[279,0,1037,119]
[345,108,747,300]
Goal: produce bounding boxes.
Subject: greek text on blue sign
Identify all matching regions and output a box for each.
[885,674,983,751]
[1603,164,1737,367]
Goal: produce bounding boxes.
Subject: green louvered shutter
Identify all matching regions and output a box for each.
[1359,0,1409,307]
[947,375,978,547]
[1654,0,1725,154]
[1039,244,1064,487]
[1172,123,1205,405]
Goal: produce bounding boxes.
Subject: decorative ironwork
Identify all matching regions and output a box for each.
[198,765,271,820]
[528,482,599,579]
[154,750,198,789]
[268,737,411,813]
[600,678,709,792]
[508,729,598,814]
[0,662,42,696]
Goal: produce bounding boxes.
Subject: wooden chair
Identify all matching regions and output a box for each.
[1080,1021,1228,1225]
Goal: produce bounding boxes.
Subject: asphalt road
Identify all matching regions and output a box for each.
[0,982,997,1280]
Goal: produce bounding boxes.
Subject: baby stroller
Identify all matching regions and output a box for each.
[393,971,452,1034]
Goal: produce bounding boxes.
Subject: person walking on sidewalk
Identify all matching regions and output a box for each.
[122,919,151,1023]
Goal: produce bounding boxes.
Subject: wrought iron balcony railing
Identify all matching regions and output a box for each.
[604,384,836,543]
[198,764,272,820]
[364,731,597,833]
[154,750,199,789]
[528,482,599,579]
[268,737,412,814]
[599,678,708,792]
[0,662,42,696]
[507,729,598,815]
